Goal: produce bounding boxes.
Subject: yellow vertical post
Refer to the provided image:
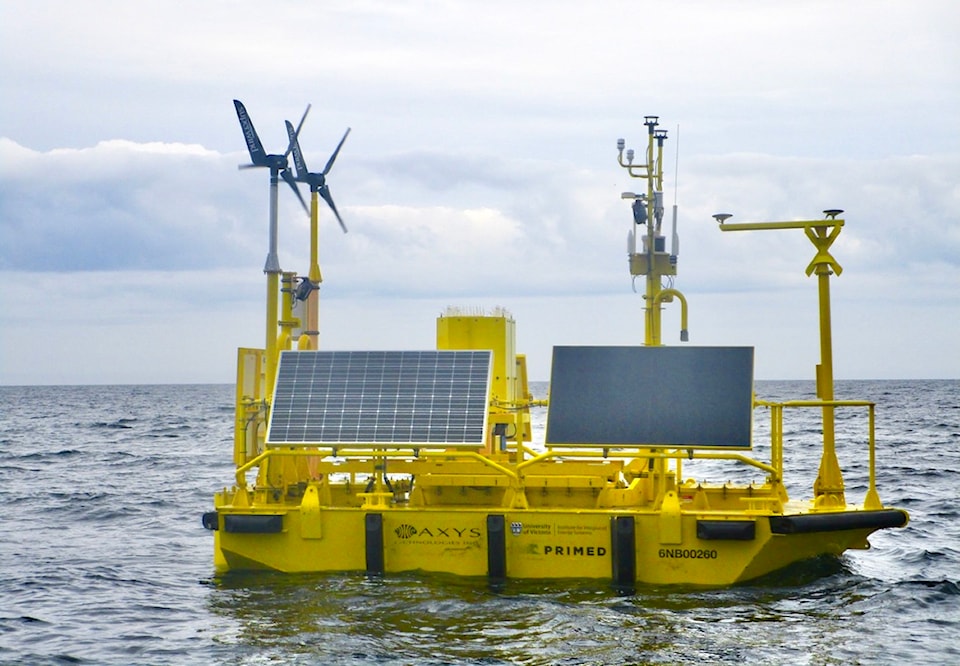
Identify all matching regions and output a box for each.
[306,190,322,350]
[645,120,660,346]
[806,222,845,507]
[863,403,882,510]
[265,272,280,398]
[264,171,282,400]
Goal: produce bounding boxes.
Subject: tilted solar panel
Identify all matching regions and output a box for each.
[267,350,492,447]
[545,346,754,449]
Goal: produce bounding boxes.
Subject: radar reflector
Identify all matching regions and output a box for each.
[545,346,754,449]
[267,350,492,447]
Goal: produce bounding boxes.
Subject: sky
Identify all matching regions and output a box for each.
[1,0,958,385]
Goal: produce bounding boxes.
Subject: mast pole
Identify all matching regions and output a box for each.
[306,189,322,350]
[265,167,282,398]
[645,120,658,345]
[617,117,687,505]
[618,116,684,348]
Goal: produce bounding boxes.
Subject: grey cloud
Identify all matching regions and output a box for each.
[0,140,268,272]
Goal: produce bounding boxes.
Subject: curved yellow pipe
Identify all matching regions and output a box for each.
[653,288,689,342]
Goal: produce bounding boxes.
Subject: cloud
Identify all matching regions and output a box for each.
[680,153,960,296]
[0,138,261,271]
[3,136,956,298]
[1,0,958,383]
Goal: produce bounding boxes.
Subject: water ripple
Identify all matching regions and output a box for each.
[0,381,957,665]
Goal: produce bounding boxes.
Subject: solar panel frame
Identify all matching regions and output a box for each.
[545,345,754,449]
[266,350,492,447]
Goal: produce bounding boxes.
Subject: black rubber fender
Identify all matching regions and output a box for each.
[769,509,908,535]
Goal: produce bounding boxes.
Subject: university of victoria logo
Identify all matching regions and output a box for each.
[511,522,523,536]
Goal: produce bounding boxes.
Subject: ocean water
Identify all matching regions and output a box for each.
[0,380,957,665]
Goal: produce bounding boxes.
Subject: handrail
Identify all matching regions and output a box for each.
[234,447,521,488]
[754,398,881,509]
[523,448,777,476]
[234,443,777,488]
[233,399,883,511]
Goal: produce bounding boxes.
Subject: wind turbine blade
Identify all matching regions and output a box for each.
[233,100,267,166]
[320,185,347,233]
[285,103,312,157]
[282,169,309,216]
[322,127,351,175]
[285,120,309,181]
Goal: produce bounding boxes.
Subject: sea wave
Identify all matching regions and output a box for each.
[0,381,957,665]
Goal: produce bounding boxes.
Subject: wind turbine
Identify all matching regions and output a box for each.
[233,99,310,391]
[285,120,351,350]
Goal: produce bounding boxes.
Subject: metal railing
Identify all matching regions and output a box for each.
[230,398,883,511]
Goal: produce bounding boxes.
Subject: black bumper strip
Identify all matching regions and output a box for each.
[223,514,284,533]
[487,515,506,580]
[611,515,636,589]
[769,509,908,535]
[365,513,385,574]
[697,520,756,541]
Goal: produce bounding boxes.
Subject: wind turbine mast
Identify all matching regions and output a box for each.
[285,120,351,350]
[233,99,310,395]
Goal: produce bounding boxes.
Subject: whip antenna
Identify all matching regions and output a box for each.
[673,124,680,205]
[670,124,680,259]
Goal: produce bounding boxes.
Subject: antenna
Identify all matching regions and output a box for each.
[673,124,680,206]
[671,124,680,259]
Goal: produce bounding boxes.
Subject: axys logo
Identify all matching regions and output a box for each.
[395,524,417,539]
[394,524,481,539]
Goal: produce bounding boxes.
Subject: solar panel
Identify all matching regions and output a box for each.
[266,350,492,447]
[545,346,754,449]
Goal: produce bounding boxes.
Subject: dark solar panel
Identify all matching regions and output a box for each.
[267,350,492,446]
[545,346,754,449]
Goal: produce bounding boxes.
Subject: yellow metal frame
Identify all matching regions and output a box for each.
[719,215,847,507]
[233,347,266,467]
[212,113,907,583]
[226,394,885,515]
